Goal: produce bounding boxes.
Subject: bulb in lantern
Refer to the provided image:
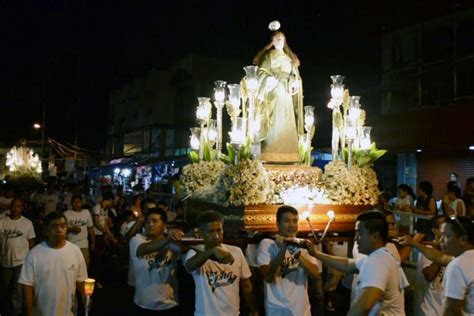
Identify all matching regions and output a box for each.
[327,210,335,221]
[302,210,311,220]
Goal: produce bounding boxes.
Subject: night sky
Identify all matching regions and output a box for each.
[0,0,469,153]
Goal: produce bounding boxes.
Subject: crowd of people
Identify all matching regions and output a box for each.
[0,177,473,315]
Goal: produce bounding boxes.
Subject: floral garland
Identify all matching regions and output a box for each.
[222,159,271,206]
[180,161,225,198]
[323,160,379,205]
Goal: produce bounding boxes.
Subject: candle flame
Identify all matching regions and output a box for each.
[327,210,335,220]
[302,210,311,220]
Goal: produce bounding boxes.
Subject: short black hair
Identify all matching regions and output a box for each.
[71,194,83,204]
[466,177,474,186]
[10,196,25,208]
[356,210,389,243]
[448,185,462,198]
[145,207,168,224]
[446,216,474,244]
[419,181,433,196]
[140,198,156,211]
[102,192,115,201]
[276,205,298,223]
[44,211,67,227]
[197,210,223,228]
[157,200,168,208]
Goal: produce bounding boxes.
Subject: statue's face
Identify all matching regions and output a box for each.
[272,33,285,50]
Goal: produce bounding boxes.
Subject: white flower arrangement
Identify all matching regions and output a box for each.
[278,185,332,205]
[323,160,380,205]
[180,160,226,198]
[223,159,271,206]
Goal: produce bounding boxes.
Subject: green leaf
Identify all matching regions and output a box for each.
[188,151,199,163]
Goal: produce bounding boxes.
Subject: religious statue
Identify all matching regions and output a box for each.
[244,24,304,163]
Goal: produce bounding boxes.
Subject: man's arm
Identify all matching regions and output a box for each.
[94,214,116,242]
[347,287,383,316]
[307,244,358,274]
[423,262,441,282]
[23,284,34,316]
[398,235,453,266]
[27,238,35,249]
[296,251,320,279]
[443,297,464,316]
[240,278,258,316]
[259,240,286,283]
[185,248,216,271]
[125,218,144,241]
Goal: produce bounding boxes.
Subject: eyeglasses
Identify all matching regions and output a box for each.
[448,215,468,236]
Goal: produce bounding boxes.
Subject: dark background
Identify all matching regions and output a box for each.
[0,0,470,151]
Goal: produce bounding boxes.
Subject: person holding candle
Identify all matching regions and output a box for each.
[64,194,95,268]
[19,212,87,316]
[130,207,183,315]
[257,205,321,316]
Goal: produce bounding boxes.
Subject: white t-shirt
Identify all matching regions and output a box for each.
[64,209,94,249]
[0,216,35,267]
[130,234,180,311]
[354,246,406,316]
[449,199,466,216]
[351,242,401,304]
[18,241,88,316]
[413,249,444,316]
[35,193,60,215]
[443,249,474,314]
[184,244,251,316]
[92,204,108,236]
[257,238,322,316]
[396,195,414,227]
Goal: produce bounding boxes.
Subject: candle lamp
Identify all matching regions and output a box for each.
[84,278,96,316]
[227,84,241,123]
[319,210,336,242]
[360,126,372,150]
[345,116,357,171]
[214,81,227,155]
[229,117,246,165]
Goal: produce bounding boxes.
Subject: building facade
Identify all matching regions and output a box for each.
[375,8,474,197]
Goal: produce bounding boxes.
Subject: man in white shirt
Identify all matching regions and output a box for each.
[308,210,407,316]
[35,184,60,215]
[257,205,321,316]
[400,215,474,315]
[184,210,258,316]
[0,197,35,315]
[91,192,117,288]
[19,212,87,316]
[64,194,95,268]
[130,207,183,315]
[413,215,446,316]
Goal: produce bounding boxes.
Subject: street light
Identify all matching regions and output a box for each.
[33,123,41,129]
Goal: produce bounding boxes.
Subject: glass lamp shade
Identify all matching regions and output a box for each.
[345,117,357,140]
[360,126,372,149]
[207,120,218,143]
[244,65,259,91]
[84,278,96,296]
[190,127,201,150]
[349,96,361,108]
[214,81,227,103]
[227,84,240,108]
[304,105,315,129]
[229,117,246,145]
[330,75,345,99]
[196,97,212,122]
[298,134,309,151]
